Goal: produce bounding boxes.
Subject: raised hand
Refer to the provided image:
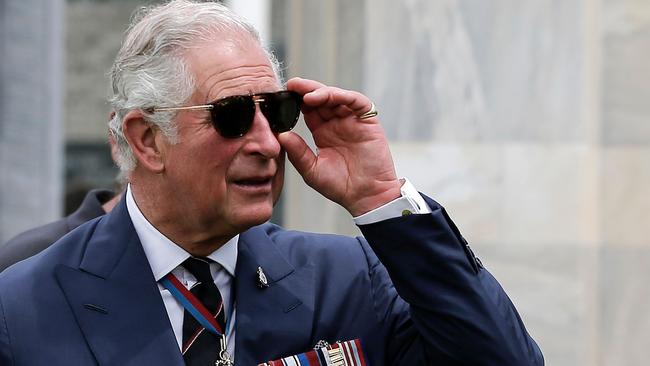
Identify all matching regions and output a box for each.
[278,77,402,217]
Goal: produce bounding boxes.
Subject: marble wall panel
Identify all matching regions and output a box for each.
[502,144,599,246]
[478,243,598,366]
[365,0,587,143]
[602,0,650,145]
[390,143,506,244]
[598,246,650,366]
[457,0,586,143]
[365,0,487,142]
[391,143,599,247]
[602,147,650,247]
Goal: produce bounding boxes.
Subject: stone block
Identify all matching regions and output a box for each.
[602,0,650,145]
[598,246,650,365]
[365,0,587,143]
[391,143,506,244]
[602,147,650,246]
[479,243,598,366]
[502,144,599,246]
[391,143,599,246]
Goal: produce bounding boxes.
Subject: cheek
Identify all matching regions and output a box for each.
[199,141,240,174]
[272,156,286,201]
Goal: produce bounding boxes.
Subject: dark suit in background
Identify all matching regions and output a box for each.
[0,189,114,271]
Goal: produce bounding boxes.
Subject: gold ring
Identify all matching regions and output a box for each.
[357,102,378,120]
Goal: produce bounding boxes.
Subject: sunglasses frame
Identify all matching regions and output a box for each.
[152,90,302,138]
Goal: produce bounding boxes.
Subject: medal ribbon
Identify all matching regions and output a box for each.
[160,272,232,336]
[258,339,368,366]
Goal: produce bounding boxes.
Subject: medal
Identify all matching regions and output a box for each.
[215,334,234,366]
[258,338,368,366]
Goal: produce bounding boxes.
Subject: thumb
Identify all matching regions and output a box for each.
[278,132,317,181]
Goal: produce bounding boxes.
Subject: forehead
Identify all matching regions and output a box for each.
[183,35,280,101]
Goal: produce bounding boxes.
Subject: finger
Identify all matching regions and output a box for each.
[286,77,327,95]
[304,88,373,118]
[305,108,336,123]
[304,104,354,122]
[332,104,356,119]
[277,132,317,182]
[287,79,331,130]
[289,77,371,114]
[288,77,376,124]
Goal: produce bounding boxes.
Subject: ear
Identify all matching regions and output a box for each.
[121,110,165,173]
[108,129,119,164]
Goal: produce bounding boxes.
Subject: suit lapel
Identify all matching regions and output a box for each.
[54,199,183,366]
[234,225,315,365]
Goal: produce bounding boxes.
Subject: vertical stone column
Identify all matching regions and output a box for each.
[0,0,64,243]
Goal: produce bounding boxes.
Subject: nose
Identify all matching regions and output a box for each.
[243,103,281,158]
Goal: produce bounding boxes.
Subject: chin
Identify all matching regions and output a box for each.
[231,205,274,231]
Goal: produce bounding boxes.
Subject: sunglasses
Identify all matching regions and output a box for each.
[153,90,303,138]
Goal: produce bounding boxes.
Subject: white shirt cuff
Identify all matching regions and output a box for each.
[353,178,431,225]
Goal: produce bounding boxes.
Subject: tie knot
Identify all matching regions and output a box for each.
[182,257,214,284]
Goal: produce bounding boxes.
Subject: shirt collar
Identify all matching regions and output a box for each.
[125,184,238,281]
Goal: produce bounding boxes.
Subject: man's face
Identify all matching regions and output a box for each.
[156,36,285,239]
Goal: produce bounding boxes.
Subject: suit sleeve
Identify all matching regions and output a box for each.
[0,291,14,366]
[358,194,544,365]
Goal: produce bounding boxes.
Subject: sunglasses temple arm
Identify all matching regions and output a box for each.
[153,104,214,112]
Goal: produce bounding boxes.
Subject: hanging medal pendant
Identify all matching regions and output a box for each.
[215,334,234,366]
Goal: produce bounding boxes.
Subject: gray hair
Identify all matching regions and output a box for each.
[108,0,282,173]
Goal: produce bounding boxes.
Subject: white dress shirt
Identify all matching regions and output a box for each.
[125,178,428,360]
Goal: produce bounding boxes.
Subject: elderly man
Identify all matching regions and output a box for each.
[0,1,543,365]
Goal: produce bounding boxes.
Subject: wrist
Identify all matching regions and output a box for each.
[346,179,403,217]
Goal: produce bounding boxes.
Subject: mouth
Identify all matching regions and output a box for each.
[232,176,274,193]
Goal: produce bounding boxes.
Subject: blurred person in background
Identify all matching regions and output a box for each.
[0,1,543,365]
[0,135,123,272]
[0,188,119,271]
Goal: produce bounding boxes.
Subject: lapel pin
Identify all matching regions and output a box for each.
[256,266,269,288]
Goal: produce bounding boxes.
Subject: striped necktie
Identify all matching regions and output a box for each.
[181,257,227,365]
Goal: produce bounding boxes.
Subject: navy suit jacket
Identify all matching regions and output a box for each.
[0,195,543,365]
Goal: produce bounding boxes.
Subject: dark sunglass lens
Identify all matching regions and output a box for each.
[260,91,302,133]
[211,96,255,138]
